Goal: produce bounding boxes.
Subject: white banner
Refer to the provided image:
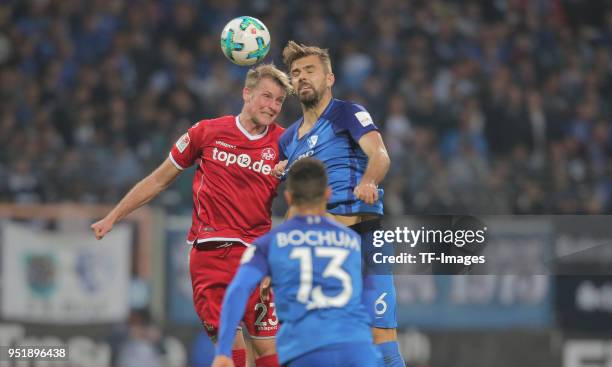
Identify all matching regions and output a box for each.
[1,222,131,324]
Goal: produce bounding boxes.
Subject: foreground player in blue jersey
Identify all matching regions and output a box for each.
[273,42,405,367]
[212,158,381,367]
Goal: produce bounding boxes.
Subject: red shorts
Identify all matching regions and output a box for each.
[189,242,278,341]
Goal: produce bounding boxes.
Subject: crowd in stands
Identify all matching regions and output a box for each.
[2,0,612,215]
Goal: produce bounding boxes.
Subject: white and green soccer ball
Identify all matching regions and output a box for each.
[220,16,271,66]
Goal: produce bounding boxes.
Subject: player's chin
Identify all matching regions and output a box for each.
[299,92,318,106]
[299,89,314,99]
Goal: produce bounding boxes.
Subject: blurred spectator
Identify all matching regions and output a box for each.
[116,309,164,367]
[0,0,611,215]
[384,93,413,164]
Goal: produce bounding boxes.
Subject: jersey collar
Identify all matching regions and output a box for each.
[295,98,336,141]
[320,98,336,119]
[235,115,269,141]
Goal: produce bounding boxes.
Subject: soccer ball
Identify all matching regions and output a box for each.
[220,16,271,66]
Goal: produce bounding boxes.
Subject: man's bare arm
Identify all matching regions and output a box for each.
[91,158,182,239]
[353,131,391,205]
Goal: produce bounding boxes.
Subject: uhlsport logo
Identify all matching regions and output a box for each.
[261,147,276,161]
[212,147,273,175]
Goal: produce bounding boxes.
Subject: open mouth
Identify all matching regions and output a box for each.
[299,83,313,92]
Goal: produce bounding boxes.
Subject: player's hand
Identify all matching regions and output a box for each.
[212,355,234,367]
[272,160,288,179]
[260,276,272,302]
[354,182,378,205]
[91,217,114,240]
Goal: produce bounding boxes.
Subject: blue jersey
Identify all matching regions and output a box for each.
[279,99,384,215]
[215,215,373,364]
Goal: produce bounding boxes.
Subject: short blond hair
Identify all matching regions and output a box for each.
[282,41,332,73]
[245,64,293,95]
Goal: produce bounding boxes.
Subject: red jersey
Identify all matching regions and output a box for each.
[169,115,284,246]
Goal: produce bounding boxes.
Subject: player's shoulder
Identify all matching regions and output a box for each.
[253,231,274,245]
[331,98,369,115]
[189,115,235,132]
[322,217,360,238]
[329,99,370,122]
[269,219,298,235]
[264,217,307,241]
[252,222,291,252]
[267,123,285,138]
[186,116,235,145]
[205,115,236,128]
[328,99,375,130]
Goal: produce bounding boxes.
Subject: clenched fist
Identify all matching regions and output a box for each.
[353,182,378,205]
[272,160,288,179]
[91,217,114,240]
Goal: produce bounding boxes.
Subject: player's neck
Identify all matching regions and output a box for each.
[238,113,267,135]
[302,93,333,127]
[288,204,327,218]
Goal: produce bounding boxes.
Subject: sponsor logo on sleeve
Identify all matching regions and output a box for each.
[355,111,373,127]
[176,133,190,153]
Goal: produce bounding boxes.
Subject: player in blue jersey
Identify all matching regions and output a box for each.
[212,158,381,367]
[273,41,405,367]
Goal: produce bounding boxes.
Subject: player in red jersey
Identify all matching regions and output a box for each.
[91,64,292,367]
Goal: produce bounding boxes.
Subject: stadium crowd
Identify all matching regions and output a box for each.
[2,0,612,215]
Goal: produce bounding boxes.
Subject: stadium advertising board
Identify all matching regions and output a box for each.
[554,215,612,332]
[395,274,552,329]
[563,339,612,367]
[389,216,553,328]
[1,222,131,324]
[166,217,200,324]
[400,330,558,367]
[556,275,612,332]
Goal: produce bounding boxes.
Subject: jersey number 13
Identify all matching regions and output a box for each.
[290,247,353,310]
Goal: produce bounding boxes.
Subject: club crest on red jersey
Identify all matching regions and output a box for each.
[261,147,276,161]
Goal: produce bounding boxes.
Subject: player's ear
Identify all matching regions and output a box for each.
[242,87,251,102]
[284,190,293,206]
[326,72,335,88]
[324,186,332,201]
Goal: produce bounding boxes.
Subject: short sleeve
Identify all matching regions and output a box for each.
[334,103,379,142]
[169,120,206,170]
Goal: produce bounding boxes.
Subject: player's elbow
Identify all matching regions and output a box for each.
[151,167,179,192]
[379,149,391,172]
[147,174,169,193]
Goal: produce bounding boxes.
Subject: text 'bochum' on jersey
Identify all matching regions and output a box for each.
[276,229,360,250]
